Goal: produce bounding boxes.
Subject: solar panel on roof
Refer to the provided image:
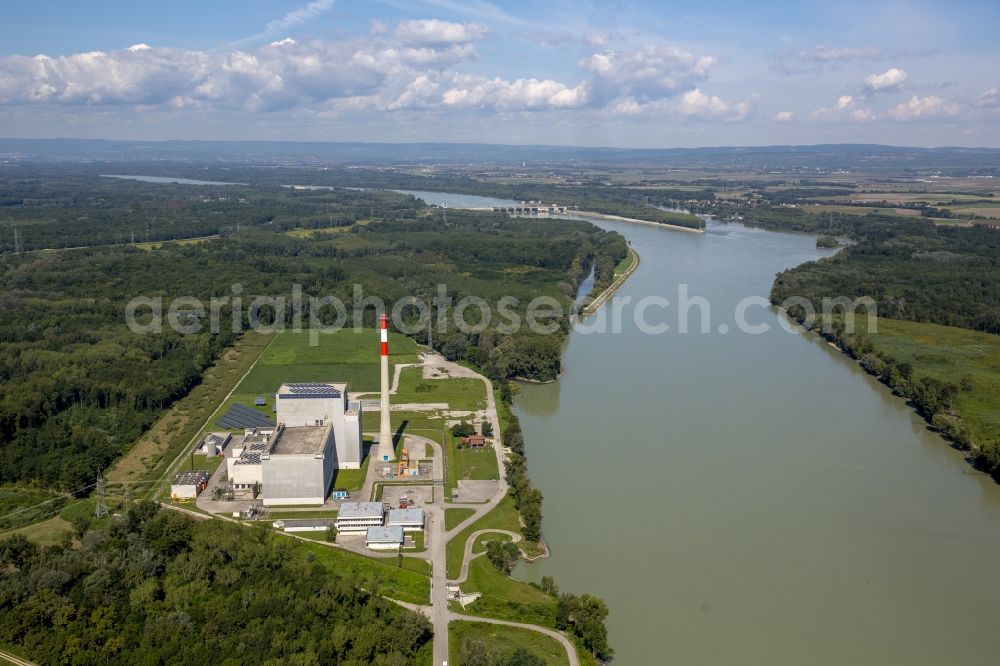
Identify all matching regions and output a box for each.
[216,402,275,430]
[281,383,342,398]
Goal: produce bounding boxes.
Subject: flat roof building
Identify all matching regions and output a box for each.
[366,526,404,550]
[273,518,336,533]
[171,470,210,501]
[386,507,424,532]
[336,502,385,533]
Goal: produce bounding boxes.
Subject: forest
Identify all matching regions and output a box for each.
[0,502,432,665]
[769,215,1000,334]
[0,171,626,493]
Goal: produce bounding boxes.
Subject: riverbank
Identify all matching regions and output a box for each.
[580,247,640,317]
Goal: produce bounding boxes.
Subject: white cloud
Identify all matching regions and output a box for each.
[974,85,1000,108]
[441,75,589,110]
[265,0,335,33]
[864,67,908,93]
[609,89,753,121]
[579,45,714,102]
[812,95,875,122]
[887,95,959,120]
[394,19,489,45]
[775,110,794,122]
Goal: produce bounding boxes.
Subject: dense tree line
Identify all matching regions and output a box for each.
[770,217,1000,333]
[0,502,431,665]
[0,166,419,252]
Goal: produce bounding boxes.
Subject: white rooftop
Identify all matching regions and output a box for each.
[338,502,385,520]
[386,508,424,525]
[366,526,404,543]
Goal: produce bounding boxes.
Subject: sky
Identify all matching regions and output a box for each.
[1,0,999,148]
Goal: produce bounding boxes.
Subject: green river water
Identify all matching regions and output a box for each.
[513,216,1000,665]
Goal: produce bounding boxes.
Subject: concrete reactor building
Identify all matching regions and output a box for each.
[226,382,363,506]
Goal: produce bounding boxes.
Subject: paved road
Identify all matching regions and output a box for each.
[0,649,36,666]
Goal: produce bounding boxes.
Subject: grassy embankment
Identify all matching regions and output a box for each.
[449,621,570,666]
[446,508,476,530]
[869,319,1000,451]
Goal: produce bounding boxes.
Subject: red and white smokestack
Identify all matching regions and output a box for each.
[376,313,395,462]
[380,313,389,356]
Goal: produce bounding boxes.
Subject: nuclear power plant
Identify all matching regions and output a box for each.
[203,315,399,506]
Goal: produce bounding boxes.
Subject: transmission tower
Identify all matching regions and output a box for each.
[95,470,110,519]
[13,228,22,254]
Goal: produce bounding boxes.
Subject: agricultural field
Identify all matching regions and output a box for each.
[942,203,1000,218]
[810,192,991,204]
[800,203,922,217]
[871,319,1000,448]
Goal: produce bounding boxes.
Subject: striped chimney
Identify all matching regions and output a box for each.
[376,313,395,462]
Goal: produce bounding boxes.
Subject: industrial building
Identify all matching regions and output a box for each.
[171,470,210,500]
[366,526,404,550]
[222,382,364,506]
[386,507,424,532]
[336,502,386,533]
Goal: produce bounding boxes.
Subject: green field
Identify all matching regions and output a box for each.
[237,328,419,395]
[612,247,637,279]
[472,531,512,554]
[449,621,569,666]
[445,507,476,531]
[456,557,557,627]
[944,203,1000,218]
[801,203,921,217]
[871,319,1000,448]
[393,366,487,412]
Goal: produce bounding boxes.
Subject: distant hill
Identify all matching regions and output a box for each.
[2,138,1000,172]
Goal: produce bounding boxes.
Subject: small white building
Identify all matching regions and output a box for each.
[336,502,385,533]
[273,518,336,533]
[366,526,404,551]
[170,470,210,501]
[201,432,231,456]
[386,507,424,532]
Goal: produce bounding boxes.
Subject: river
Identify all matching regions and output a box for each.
[512,216,1000,665]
